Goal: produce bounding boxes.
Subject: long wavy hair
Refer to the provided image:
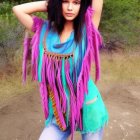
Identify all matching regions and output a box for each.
[46,0,92,43]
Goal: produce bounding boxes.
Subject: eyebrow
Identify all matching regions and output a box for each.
[74,0,81,2]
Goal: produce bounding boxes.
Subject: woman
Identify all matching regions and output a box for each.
[12,0,109,140]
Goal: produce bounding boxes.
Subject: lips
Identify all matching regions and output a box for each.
[65,13,74,17]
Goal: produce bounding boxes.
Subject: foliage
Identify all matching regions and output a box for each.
[0,0,139,52]
[0,1,46,64]
[101,0,140,48]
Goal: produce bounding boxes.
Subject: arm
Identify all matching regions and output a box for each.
[12,1,48,32]
[92,0,103,29]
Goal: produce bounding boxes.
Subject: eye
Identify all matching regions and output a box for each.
[73,1,81,5]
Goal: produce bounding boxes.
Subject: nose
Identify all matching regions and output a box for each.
[67,3,73,11]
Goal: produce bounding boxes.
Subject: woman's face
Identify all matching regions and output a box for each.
[62,0,81,21]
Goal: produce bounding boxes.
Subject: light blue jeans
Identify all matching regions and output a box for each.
[39,117,104,140]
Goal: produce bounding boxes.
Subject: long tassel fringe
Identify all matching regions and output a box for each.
[30,16,44,81]
[22,7,104,140]
[22,32,32,84]
[76,6,103,131]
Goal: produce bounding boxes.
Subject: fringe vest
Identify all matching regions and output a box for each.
[22,6,104,140]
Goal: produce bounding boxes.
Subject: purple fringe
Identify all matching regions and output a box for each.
[76,6,103,130]
[22,35,32,84]
[22,7,104,140]
[30,16,44,81]
[44,56,67,129]
[40,55,49,119]
[56,60,67,113]
[39,82,49,119]
[65,59,77,138]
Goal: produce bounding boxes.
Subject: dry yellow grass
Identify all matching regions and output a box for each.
[0,47,36,106]
[90,48,140,87]
[100,51,140,83]
[0,72,36,106]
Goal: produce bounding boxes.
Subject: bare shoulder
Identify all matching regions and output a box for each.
[91,0,104,29]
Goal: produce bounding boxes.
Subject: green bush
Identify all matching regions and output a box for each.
[0,0,140,50]
[0,2,13,15]
[101,0,140,48]
[0,1,46,65]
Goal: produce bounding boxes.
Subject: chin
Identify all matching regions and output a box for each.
[65,18,75,22]
[64,16,76,22]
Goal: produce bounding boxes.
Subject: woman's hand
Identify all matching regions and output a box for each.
[92,0,103,29]
[12,1,48,32]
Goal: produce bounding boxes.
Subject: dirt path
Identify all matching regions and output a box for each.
[102,82,140,140]
[0,81,140,140]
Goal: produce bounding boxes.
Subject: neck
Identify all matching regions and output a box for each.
[63,21,74,32]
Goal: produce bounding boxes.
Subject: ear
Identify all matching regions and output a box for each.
[91,0,103,30]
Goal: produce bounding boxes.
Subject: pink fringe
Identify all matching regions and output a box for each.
[65,59,77,140]
[22,36,31,84]
[56,60,67,113]
[40,55,49,119]
[39,82,49,119]
[30,16,44,81]
[76,6,103,130]
[46,57,67,129]
[22,7,104,140]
